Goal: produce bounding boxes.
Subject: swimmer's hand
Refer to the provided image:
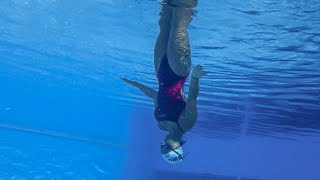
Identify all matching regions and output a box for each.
[192,65,208,78]
[120,77,134,85]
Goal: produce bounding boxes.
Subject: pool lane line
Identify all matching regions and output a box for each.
[0,123,130,149]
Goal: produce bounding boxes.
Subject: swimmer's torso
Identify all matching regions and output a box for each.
[154,55,189,132]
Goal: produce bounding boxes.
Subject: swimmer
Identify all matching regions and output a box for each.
[121,0,207,164]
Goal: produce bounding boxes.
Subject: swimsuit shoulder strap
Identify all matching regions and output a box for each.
[176,121,186,134]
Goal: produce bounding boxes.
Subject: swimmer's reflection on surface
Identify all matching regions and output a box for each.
[121,0,208,164]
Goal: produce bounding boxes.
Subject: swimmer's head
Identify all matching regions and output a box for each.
[160,139,187,164]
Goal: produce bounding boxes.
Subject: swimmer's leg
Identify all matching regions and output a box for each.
[154,0,173,77]
[167,0,197,77]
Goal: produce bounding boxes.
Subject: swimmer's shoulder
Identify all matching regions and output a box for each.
[158,120,187,134]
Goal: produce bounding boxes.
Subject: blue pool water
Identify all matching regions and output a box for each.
[0,0,320,179]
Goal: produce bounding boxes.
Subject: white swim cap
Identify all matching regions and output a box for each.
[161,146,184,164]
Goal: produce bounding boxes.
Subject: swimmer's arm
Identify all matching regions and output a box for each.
[121,78,157,101]
[179,65,207,131]
[178,76,199,131]
[187,65,207,103]
[187,76,200,103]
